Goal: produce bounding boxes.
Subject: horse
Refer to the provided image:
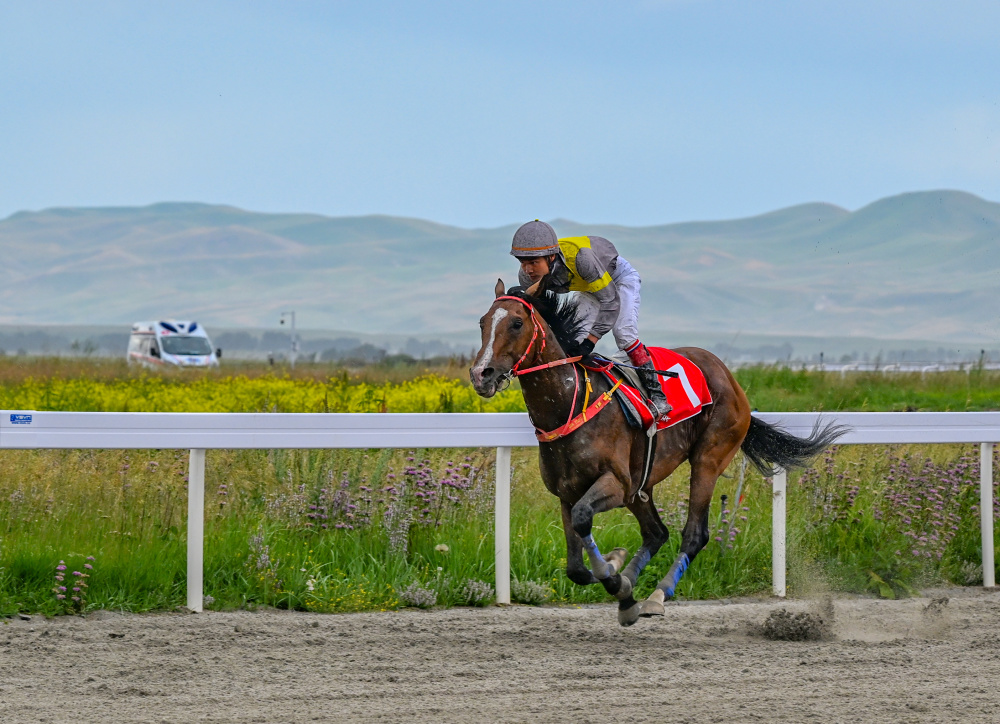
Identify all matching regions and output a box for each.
[470,279,844,626]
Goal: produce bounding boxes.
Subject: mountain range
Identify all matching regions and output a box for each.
[2,190,999,349]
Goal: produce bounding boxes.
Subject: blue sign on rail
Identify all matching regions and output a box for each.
[9,414,32,425]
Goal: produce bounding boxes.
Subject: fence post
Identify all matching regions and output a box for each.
[772,468,787,597]
[981,443,995,588]
[495,446,512,604]
[187,449,206,612]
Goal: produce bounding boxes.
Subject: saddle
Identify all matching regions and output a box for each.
[586,348,714,432]
[581,353,648,429]
[583,348,714,502]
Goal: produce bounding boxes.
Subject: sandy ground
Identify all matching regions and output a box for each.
[3,588,1000,723]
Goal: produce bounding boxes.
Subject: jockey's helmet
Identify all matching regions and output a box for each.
[510,220,559,258]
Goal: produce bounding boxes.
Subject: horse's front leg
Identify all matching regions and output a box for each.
[567,472,631,600]
[560,502,598,586]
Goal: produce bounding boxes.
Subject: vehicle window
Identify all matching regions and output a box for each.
[160,336,212,356]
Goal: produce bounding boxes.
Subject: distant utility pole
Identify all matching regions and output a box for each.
[280,311,298,369]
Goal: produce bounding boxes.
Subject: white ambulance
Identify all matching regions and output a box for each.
[127,321,221,368]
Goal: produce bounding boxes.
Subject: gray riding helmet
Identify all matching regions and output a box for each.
[510,220,559,258]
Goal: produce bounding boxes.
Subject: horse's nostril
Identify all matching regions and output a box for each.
[482,367,495,379]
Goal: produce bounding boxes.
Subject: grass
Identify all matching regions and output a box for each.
[737,365,1000,411]
[1,357,999,616]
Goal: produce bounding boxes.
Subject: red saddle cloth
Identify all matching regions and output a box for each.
[616,347,713,430]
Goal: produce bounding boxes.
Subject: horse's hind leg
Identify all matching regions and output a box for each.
[567,472,631,599]
[641,440,742,616]
[616,496,670,627]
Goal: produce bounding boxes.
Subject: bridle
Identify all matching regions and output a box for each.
[493,295,579,391]
[491,295,620,442]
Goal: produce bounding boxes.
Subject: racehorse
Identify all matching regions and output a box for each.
[470,279,844,626]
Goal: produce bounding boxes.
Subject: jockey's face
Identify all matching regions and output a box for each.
[518,255,555,284]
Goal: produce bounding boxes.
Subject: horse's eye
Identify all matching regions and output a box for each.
[511,318,523,330]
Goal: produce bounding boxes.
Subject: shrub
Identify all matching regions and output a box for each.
[511,578,550,605]
[398,582,437,608]
[461,579,494,607]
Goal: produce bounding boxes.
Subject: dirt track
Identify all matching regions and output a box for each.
[3,588,1000,723]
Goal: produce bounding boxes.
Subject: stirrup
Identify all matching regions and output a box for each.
[650,399,672,421]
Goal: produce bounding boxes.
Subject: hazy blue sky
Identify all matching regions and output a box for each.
[2,0,998,227]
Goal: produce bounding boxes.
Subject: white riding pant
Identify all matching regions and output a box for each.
[563,256,643,351]
[610,256,641,351]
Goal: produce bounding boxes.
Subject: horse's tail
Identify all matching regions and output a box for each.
[740,416,848,477]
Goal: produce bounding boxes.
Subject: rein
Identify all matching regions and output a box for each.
[495,295,621,442]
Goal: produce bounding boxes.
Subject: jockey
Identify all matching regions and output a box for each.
[511,219,671,420]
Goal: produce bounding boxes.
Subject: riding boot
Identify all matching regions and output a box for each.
[638,360,672,420]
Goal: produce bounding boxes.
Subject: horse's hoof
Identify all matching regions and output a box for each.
[618,602,642,627]
[603,548,629,576]
[638,599,665,618]
[612,574,633,601]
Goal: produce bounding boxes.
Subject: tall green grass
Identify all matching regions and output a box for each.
[1,361,999,615]
[2,443,995,616]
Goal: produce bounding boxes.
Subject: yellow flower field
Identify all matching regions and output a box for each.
[0,372,527,413]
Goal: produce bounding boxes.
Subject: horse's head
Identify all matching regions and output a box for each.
[469,278,545,398]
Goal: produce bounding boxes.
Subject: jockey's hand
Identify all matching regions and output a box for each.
[574,338,595,358]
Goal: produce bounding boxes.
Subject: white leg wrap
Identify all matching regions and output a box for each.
[582,534,614,580]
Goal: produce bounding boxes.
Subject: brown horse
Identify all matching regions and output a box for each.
[470,280,843,626]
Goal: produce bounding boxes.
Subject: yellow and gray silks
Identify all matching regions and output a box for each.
[516,235,621,339]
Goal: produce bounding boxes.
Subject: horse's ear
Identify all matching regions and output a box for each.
[494,279,505,298]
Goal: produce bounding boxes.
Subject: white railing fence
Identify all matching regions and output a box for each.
[3,411,999,609]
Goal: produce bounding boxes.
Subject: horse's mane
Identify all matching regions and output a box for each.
[504,286,591,354]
